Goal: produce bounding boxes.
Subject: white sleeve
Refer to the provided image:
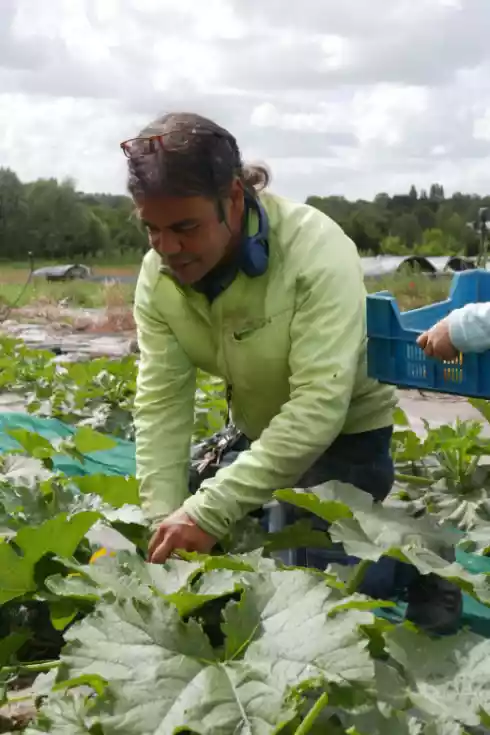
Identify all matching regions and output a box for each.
[447,302,490,353]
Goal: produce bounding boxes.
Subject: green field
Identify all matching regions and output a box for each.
[0,264,452,314]
[1,336,490,732]
[0,278,134,311]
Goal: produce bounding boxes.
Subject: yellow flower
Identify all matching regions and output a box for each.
[89,547,116,564]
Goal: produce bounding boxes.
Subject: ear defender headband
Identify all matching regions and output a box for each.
[238,194,269,278]
[208,132,269,279]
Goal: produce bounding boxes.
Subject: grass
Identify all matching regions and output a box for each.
[0,280,135,310]
[0,264,452,315]
[0,264,139,284]
[365,272,451,311]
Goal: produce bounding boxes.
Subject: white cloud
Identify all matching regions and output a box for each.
[320,35,352,71]
[350,85,430,147]
[1,0,490,201]
[250,86,430,157]
[473,110,490,142]
[251,102,344,134]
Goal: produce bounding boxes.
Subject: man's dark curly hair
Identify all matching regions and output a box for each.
[126,112,270,201]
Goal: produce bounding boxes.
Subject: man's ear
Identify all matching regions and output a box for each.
[229,178,245,224]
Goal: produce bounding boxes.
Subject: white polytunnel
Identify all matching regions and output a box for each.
[361,255,476,278]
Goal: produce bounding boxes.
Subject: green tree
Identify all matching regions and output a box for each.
[380,235,409,255]
[429,183,445,203]
[390,213,421,249]
[344,206,388,254]
[416,228,448,256]
[84,212,112,258]
[0,168,488,263]
[24,179,92,260]
[416,205,436,231]
[409,184,418,201]
[0,168,28,259]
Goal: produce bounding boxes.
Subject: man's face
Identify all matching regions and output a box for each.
[137,182,244,285]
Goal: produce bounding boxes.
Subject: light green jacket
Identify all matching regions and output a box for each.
[133,193,396,537]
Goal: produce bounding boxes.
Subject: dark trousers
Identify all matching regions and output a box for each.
[283,427,418,598]
[192,426,418,599]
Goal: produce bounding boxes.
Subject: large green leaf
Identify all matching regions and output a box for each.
[274,489,353,524]
[47,553,203,604]
[46,573,101,603]
[71,427,116,454]
[421,723,467,735]
[335,707,419,735]
[47,553,259,620]
[0,631,31,666]
[60,599,220,734]
[24,693,99,734]
[392,429,428,463]
[328,502,488,599]
[57,567,374,734]
[274,482,374,530]
[264,519,332,552]
[404,547,489,602]
[0,473,94,530]
[99,504,145,526]
[240,570,374,686]
[0,542,36,603]
[393,406,410,427]
[458,526,490,556]
[0,511,107,605]
[386,626,490,728]
[7,429,55,461]
[221,587,262,661]
[468,398,490,426]
[329,495,458,562]
[0,468,145,562]
[72,475,139,508]
[308,489,490,605]
[341,710,467,735]
[99,655,298,735]
[15,512,100,563]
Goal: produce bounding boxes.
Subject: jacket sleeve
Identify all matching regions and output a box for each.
[447,302,490,354]
[182,218,368,539]
[133,260,196,525]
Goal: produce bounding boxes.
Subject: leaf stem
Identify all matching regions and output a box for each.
[1,660,60,675]
[346,559,372,595]
[394,472,432,487]
[294,692,329,735]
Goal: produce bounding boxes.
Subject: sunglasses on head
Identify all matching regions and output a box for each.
[120,129,232,158]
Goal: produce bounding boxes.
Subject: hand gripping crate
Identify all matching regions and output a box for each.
[366,269,490,398]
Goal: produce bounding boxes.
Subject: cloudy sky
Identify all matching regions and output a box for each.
[1,0,490,201]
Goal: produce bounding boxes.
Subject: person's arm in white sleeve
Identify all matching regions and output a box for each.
[447,302,490,353]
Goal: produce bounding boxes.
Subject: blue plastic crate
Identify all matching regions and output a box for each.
[367,269,490,398]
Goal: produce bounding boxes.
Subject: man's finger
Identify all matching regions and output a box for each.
[417,332,428,348]
[150,533,180,564]
[148,524,167,560]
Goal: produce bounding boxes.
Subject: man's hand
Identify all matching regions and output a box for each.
[148,508,217,564]
[417,318,459,361]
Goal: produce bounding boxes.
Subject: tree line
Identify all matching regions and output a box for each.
[307,184,487,257]
[0,169,146,262]
[0,168,488,262]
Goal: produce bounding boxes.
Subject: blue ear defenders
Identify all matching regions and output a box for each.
[239,195,269,278]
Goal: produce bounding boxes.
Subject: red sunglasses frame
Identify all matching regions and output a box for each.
[120,135,169,158]
[120,129,233,158]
